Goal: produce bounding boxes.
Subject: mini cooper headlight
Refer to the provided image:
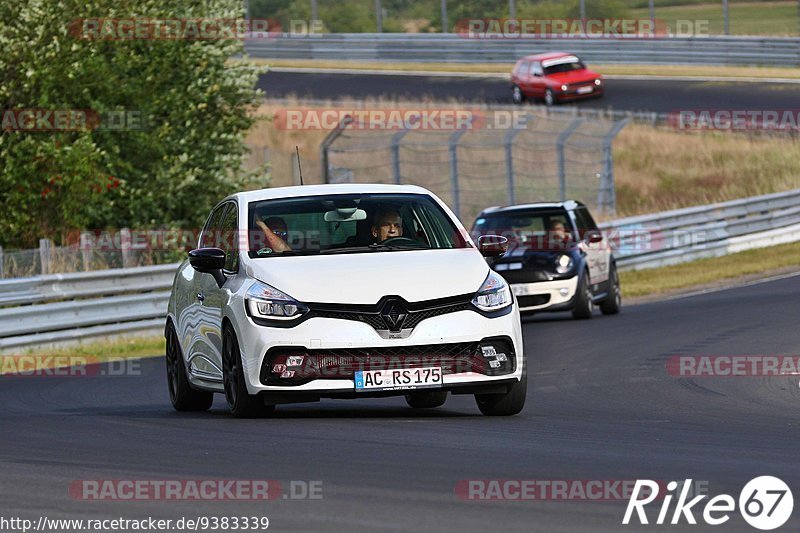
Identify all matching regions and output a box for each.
[555,254,573,274]
[246,281,308,321]
[472,270,512,312]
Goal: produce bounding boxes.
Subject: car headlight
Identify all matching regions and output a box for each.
[555,254,573,274]
[472,270,512,312]
[560,84,568,91]
[594,79,602,86]
[246,281,308,320]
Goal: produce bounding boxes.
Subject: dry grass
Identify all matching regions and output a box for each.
[614,125,800,216]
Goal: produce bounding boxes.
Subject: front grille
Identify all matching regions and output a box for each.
[260,338,516,386]
[309,296,473,332]
[518,294,551,307]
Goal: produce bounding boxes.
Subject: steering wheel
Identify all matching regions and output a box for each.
[380,236,427,248]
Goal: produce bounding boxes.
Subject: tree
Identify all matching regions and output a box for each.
[0,0,266,248]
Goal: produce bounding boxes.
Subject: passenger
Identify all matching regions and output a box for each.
[255,216,292,253]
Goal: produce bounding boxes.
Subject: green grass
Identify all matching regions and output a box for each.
[620,240,800,297]
[20,335,165,359]
[630,1,800,35]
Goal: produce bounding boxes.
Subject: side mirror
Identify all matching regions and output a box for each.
[585,231,603,244]
[189,248,227,287]
[478,235,508,258]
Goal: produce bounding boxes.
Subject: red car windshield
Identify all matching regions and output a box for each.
[544,60,586,75]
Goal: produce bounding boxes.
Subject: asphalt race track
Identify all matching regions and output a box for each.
[259,71,800,114]
[2,274,799,532]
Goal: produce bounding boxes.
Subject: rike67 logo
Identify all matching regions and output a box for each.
[623,477,793,530]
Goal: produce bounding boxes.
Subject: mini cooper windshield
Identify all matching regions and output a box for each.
[248,193,469,257]
[473,209,576,250]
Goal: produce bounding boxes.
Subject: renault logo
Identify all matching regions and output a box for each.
[380,299,408,332]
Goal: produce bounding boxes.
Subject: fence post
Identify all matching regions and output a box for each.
[320,115,353,184]
[391,128,411,184]
[504,114,530,206]
[598,119,629,215]
[80,232,93,271]
[39,238,52,275]
[120,227,132,268]
[449,129,468,219]
[556,118,583,202]
[0,245,3,279]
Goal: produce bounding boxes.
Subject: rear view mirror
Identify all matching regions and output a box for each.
[478,235,508,258]
[189,248,227,287]
[585,231,603,244]
[324,208,367,222]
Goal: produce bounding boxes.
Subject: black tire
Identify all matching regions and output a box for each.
[544,89,556,106]
[475,372,527,416]
[511,85,526,104]
[405,390,448,409]
[600,265,621,315]
[165,321,213,412]
[571,270,594,319]
[222,325,275,418]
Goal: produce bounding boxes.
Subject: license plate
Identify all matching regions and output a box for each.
[512,284,531,296]
[577,86,593,94]
[355,367,442,391]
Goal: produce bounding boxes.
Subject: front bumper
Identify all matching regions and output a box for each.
[511,276,578,312]
[557,86,603,101]
[235,307,524,396]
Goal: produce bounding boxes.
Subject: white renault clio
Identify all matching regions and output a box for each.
[166,184,526,417]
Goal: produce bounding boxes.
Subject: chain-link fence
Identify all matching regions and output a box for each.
[0,234,185,279]
[322,110,628,225]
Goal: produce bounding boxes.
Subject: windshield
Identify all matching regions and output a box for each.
[247,193,469,257]
[543,59,586,75]
[472,209,575,250]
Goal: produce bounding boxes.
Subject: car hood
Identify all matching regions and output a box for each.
[547,69,600,84]
[244,248,489,304]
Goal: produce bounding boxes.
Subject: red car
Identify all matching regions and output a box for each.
[511,52,603,106]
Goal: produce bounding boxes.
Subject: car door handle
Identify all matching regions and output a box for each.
[196,293,205,302]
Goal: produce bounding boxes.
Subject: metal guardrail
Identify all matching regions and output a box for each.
[2,188,800,350]
[602,189,800,270]
[245,34,800,67]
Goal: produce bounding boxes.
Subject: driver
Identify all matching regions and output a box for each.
[371,208,403,243]
[255,216,292,253]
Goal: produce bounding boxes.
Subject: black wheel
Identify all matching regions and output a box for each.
[405,390,448,409]
[600,265,621,315]
[165,321,213,412]
[511,85,525,104]
[571,270,594,319]
[222,325,275,418]
[475,372,527,416]
[544,89,555,106]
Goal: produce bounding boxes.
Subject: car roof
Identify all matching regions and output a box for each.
[520,52,576,62]
[229,183,433,204]
[477,200,584,216]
